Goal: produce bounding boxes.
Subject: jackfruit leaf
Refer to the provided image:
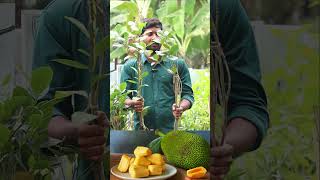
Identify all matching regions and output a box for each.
[12,86,30,97]
[169,44,179,55]
[64,16,89,38]
[142,72,149,78]
[119,82,127,91]
[27,114,42,129]
[55,91,88,99]
[71,112,97,125]
[130,67,138,74]
[0,124,10,148]
[92,74,109,86]
[31,66,53,96]
[95,36,110,57]
[111,46,126,60]
[127,80,137,84]
[1,74,11,86]
[78,49,90,57]
[52,59,88,70]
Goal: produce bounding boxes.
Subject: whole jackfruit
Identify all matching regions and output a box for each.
[160,131,210,169]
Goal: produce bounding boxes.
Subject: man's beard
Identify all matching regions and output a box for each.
[146,42,161,52]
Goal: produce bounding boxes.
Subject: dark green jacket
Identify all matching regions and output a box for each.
[120,54,194,132]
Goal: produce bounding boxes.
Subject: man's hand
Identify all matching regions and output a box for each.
[172,103,184,120]
[78,111,107,161]
[131,97,144,112]
[210,144,233,180]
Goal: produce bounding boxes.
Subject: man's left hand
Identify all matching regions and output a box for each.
[172,103,184,120]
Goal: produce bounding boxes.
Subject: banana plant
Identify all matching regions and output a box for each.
[156,0,210,65]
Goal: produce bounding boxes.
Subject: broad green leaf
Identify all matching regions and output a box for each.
[12,86,30,97]
[27,114,42,128]
[111,47,126,60]
[52,59,88,69]
[95,36,110,57]
[127,80,137,84]
[0,124,10,148]
[64,16,89,38]
[78,49,90,57]
[31,66,53,96]
[1,74,11,86]
[169,44,179,55]
[55,90,88,99]
[120,82,127,91]
[71,112,97,125]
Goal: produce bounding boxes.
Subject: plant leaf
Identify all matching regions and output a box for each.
[71,112,97,125]
[130,67,138,74]
[78,49,90,57]
[31,66,53,96]
[54,90,88,99]
[127,80,137,84]
[0,124,10,148]
[52,59,88,69]
[111,47,126,60]
[65,16,89,38]
[95,36,110,57]
[1,74,11,86]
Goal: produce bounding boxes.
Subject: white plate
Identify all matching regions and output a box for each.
[111,164,177,180]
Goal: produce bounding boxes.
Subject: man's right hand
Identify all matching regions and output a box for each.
[78,111,107,161]
[129,97,144,112]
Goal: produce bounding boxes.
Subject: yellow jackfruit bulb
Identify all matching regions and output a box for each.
[129,165,150,178]
[133,156,151,166]
[130,157,135,166]
[147,153,165,165]
[117,154,131,173]
[148,165,163,176]
[134,146,152,157]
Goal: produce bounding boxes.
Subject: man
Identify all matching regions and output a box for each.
[32,0,109,179]
[120,18,195,132]
[210,0,269,179]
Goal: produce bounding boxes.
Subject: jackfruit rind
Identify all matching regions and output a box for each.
[161,131,210,169]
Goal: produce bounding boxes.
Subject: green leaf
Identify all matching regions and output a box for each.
[52,59,88,69]
[13,86,30,97]
[169,44,179,55]
[0,124,10,148]
[120,82,127,91]
[27,114,42,129]
[130,67,138,74]
[111,47,126,60]
[71,112,97,125]
[142,72,149,78]
[54,91,88,99]
[64,16,89,38]
[95,36,110,57]
[31,66,53,96]
[127,80,137,84]
[78,49,90,57]
[1,74,11,86]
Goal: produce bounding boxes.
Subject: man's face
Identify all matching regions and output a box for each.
[142,27,161,51]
